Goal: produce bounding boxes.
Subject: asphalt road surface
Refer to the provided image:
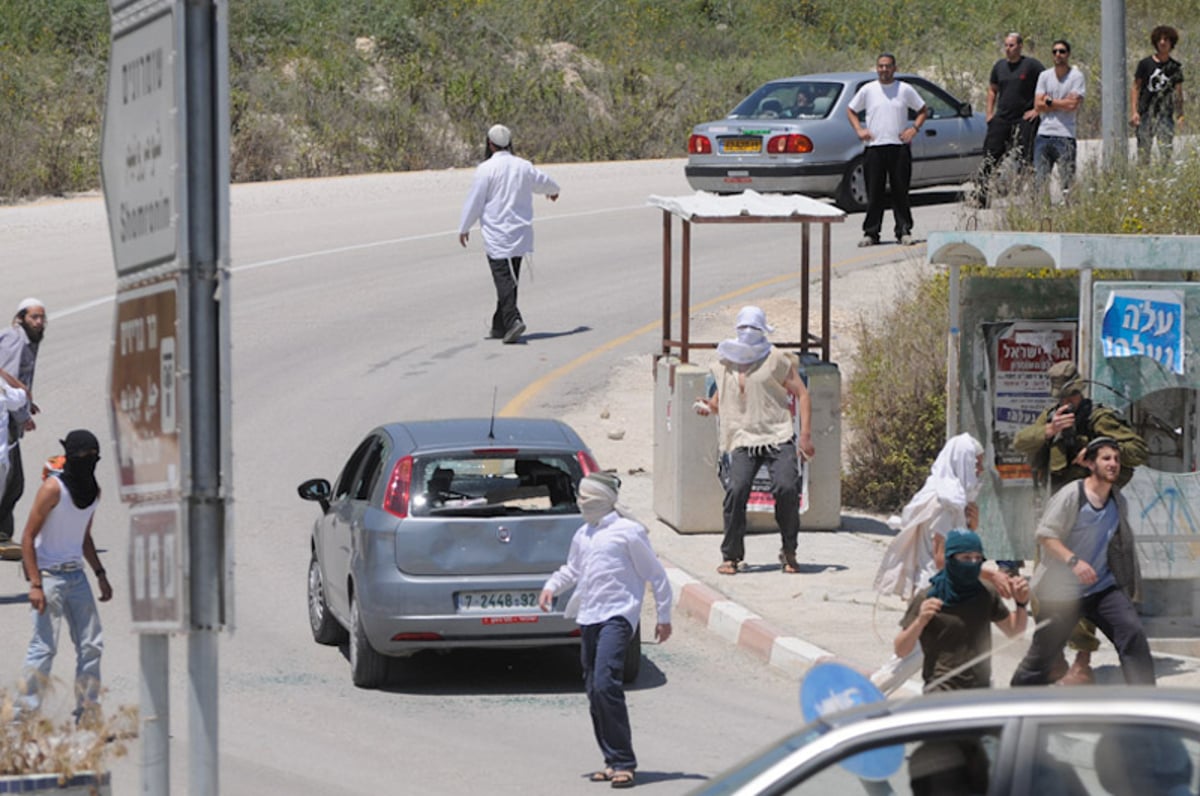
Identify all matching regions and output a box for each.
[0,159,966,793]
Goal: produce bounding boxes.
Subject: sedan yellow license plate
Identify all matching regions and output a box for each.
[456,590,541,613]
[721,137,761,153]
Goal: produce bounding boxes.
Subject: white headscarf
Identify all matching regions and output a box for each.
[716,305,775,365]
[578,472,619,525]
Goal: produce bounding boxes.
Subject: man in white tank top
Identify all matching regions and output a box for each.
[18,429,111,721]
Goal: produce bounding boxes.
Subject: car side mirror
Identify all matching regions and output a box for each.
[298,478,332,513]
[960,101,973,117]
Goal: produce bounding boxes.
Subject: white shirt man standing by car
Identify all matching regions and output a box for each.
[1034,40,1086,194]
[539,472,672,790]
[846,53,928,247]
[458,124,559,345]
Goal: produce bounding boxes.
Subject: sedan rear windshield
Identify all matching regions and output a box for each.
[730,81,844,120]
[409,454,581,517]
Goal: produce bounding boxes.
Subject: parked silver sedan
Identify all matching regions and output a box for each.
[298,417,611,688]
[691,686,1200,795]
[685,72,985,212]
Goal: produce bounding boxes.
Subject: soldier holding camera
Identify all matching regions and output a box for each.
[1012,360,1148,684]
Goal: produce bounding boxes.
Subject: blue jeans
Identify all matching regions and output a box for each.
[1136,113,1176,164]
[1034,135,1077,192]
[580,616,636,771]
[20,568,104,717]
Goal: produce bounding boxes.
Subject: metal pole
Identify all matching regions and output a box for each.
[139,635,169,795]
[1101,0,1128,167]
[184,2,227,794]
[661,210,671,358]
[800,222,810,354]
[681,220,691,363]
[946,264,961,438]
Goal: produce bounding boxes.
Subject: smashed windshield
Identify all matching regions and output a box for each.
[409,454,580,517]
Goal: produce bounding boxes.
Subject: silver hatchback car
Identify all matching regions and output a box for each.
[685,72,986,211]
[692,686,1200,795]
[299,417,605,688]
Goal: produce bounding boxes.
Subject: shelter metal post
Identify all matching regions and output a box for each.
[947,263,961,438]
[661,209,671,358]
[681,220,692,363]
[800,222,811,354]
[821,222,831,362]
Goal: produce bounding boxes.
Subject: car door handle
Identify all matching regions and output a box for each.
[924,129,937,136]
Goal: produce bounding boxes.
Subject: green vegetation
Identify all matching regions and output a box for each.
[1,0,1195,199]
[1,688,136,779]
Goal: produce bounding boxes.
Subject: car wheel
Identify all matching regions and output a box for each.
[622,623,642,684]
[835,158,868,213]
[308,554,348,646]
[349,593,390,689]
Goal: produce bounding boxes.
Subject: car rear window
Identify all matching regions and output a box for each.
[730,81,844,120]
[408,454,581,517]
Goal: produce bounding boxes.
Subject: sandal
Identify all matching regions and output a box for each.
[611,771,635,789]
[590,768,615,782]
[717,560,738,575]
[779,551,801,574]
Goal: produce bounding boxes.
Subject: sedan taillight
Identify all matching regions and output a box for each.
[576,450,599,475]
[383,456,413,518]
[766,134,813,154]
[688,134,712,155]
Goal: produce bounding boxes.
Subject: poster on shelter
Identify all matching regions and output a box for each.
[990,321,1077,485]
[1101,289,1184,376]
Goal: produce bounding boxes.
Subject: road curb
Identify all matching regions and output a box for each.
[663,562,836,679]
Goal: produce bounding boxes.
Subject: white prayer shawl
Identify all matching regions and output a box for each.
[873,433,984,599]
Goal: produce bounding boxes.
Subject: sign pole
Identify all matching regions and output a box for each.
[183,2,230,796]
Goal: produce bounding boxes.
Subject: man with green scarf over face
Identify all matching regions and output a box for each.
[895,530,1029,692]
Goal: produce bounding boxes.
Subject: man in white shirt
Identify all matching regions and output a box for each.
[539,472,672,790]
[1034,40,1086,193]
[846,53,928,247]
[458,124,560,344]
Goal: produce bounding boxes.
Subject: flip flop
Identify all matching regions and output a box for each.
[778,551,801,574]
[610,771,635,789]
[590,769,615,782]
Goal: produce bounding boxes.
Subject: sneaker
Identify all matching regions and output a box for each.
[502,320,526,344]
[899,234,916,246]
[487,327,505,340]
[0,540,20,561]
[857,235,878,248]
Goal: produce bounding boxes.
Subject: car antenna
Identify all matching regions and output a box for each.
[488,386,498,440]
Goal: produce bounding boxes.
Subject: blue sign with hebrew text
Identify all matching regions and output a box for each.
[1101,290,1184,375]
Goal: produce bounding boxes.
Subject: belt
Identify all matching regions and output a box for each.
[40,561,83,574]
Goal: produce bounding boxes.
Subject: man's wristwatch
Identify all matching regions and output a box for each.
[1046,97,1054,108]
[1067,554,1080,568]
[1015,601,1028,609]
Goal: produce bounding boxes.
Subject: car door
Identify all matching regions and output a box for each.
[321,436,376,617]
[902,77,985,186]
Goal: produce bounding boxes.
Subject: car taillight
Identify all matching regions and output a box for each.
[576,450,599,475]
[766,134,813,154]
[688,134,712,155]
[383,456,413,518]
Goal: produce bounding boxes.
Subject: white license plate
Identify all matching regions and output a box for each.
[456,590,541,613]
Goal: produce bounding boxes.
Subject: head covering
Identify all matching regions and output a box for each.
[716,305,774,365]
[1085,435,1120,459]
[578,471,620,525]
[1047,361,1084,400]
[924,433,984,510]
[487,124,512,148]
[15,297,45,323]
[59,429,101,509]
[927,529,984,605]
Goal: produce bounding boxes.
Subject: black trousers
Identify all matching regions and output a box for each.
[720,444,800,563]
[862,144,913,241]
[1010,585,1156,686]
[977,115,1039,203]
[487,256,522,336]
[0,440,24,542]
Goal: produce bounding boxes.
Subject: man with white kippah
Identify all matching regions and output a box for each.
[539,471,672,790]
[0,297,46,551]
[696,306,815,576]
[458,123,560,345]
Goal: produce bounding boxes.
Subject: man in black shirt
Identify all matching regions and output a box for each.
[1131,25,1185,165]
[975,33,1043,207]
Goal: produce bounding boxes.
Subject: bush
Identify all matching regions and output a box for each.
[842,271,949,512]
[0,688,137,780]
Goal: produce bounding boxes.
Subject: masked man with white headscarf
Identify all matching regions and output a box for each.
[696,306,815,575]
[539,472,672,789]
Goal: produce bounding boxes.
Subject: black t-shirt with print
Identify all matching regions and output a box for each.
[1135,55,1184,117]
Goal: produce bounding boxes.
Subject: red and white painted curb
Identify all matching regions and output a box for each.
[663,563,835,678]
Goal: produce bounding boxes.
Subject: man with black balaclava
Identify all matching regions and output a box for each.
[18,429,112,721]
[894,529,1029,692]
[0,297,47,551]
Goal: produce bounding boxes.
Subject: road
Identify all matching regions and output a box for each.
[0,160,966,793]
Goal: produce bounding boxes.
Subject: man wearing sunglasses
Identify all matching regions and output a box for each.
[1033,40,1086,194]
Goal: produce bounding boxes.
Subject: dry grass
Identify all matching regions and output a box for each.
[0,686,137,780]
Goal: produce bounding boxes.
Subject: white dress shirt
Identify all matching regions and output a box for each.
[458,150,560,259]
[543,512,672,629]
